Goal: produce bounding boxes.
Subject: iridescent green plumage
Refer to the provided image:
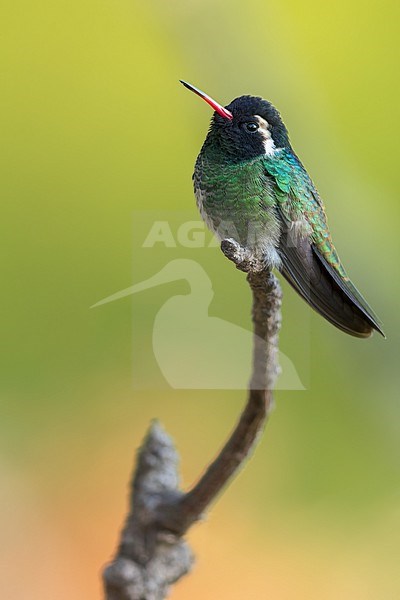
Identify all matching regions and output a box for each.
[194,153,278,248]
[195,146,345,276]
[263,149,346,277]
[189,89,384,338]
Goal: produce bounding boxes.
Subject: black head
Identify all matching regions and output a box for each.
[180,80,291,162]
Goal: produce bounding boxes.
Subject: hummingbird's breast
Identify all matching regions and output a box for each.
[193,154,281,266]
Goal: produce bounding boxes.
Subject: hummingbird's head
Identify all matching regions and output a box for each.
[180,80,291,161]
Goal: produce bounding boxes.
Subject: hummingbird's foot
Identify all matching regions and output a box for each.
[220,239,265,273]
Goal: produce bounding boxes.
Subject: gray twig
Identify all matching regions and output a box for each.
[103,239,282,600]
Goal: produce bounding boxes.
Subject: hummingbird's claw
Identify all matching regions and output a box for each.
[221,239,265,273]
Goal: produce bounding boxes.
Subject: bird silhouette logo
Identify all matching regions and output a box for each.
[92,259,305,390]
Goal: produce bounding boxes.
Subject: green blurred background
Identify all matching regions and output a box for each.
[1,0,399,598]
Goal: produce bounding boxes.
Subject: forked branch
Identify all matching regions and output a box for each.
[103,239,282,600]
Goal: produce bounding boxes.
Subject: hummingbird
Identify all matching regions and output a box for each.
[180,80,384,338]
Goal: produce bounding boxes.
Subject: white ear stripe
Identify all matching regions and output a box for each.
[262,137,276,156]
[255,115,277,157]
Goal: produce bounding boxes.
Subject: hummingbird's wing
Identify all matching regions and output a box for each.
[277,225,384,337]
[263,154,384,337]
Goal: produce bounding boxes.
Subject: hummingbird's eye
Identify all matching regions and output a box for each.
[244,122,259,133]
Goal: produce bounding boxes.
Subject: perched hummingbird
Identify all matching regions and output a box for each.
[181,80,384,338]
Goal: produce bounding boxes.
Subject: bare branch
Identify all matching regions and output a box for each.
[103,422,193,600]
[103,239,282,599]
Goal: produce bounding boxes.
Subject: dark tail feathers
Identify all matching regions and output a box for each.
[278,236,384,338]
